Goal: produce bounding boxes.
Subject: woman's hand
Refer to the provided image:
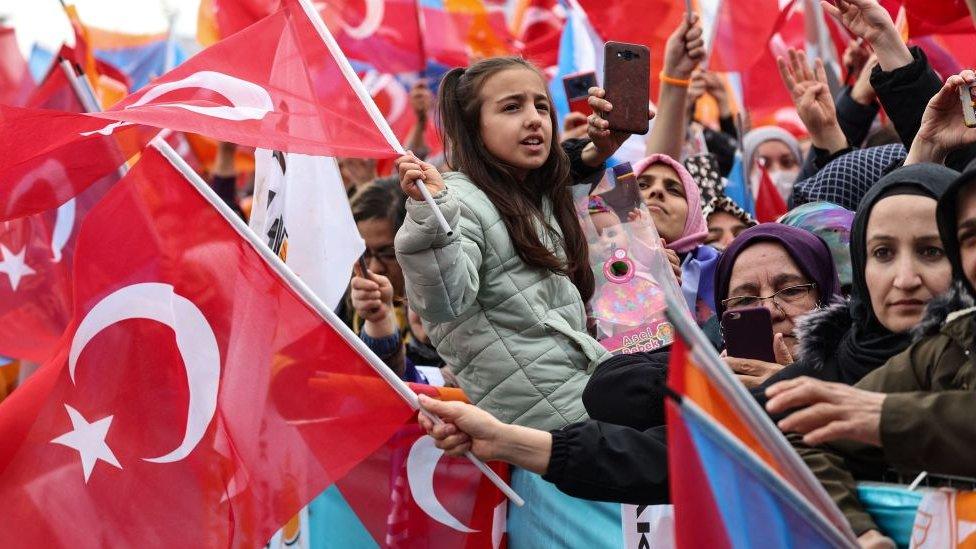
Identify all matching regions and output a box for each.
[702,71,731,116]
[396,153,444,201]
[350,271,394,324]
[765,376,886,446]
[417,394,505,459]
[777,48,847,153]
[905,69,976,165]
[663,13,706,80]
[822,0,912,71]
[661,238,683,285]
[724,333,793,388]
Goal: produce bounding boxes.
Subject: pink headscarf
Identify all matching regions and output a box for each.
[631,153,708,254]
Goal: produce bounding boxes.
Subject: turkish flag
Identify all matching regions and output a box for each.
[332,388,508,548]
[0,105,152,220]
[0,27,34,107]
[0,145,415,547]
[754,161,787,223]
[0,53,116,364]
[0,173,115,366]
[88,0,400,158]
[324,0,425,74]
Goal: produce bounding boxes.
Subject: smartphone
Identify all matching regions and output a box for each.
[562,71,598,116]
[721,307,776,363]
[603,41,650,135]
[961,83,976,128]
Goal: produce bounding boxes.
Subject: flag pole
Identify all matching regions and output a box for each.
[292,0,453,237]
[149,138,523,507]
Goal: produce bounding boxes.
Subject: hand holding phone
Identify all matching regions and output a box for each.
[721,307,776,363]
[960,83,976,128]
[603,41,651,135]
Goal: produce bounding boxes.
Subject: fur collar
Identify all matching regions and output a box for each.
[793,301,852,370]
[913,281,976,340]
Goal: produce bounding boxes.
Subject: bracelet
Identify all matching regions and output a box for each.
[659,72,691,88]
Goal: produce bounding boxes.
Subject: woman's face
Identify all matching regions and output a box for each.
[706,211,748,252]
[726,242,820,354]
[478,68,553,178]
[864,195,951,333]
[755,140,799,176]
[637,163,689,244]
[957,184,976,286]
[357,218,405,298]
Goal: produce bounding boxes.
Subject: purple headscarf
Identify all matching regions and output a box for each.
[713,223,843,317]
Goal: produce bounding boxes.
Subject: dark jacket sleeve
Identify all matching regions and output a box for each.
[543,421,670,505]
[835,87,879,148]
[582,350,670,430]
[719,115,738,140]
[210,174,245,219]
[562,138,605,186]
[870,46,941,152]
[881,391,976,476]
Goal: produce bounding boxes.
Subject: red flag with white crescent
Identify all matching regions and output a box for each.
[0,146,415,547]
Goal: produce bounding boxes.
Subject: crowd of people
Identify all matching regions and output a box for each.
[196,0,976,546]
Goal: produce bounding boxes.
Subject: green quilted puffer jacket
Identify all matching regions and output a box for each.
[395,172,610,430]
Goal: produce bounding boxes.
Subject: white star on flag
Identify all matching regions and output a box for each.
[51,404,122,483]
[0,244,35,291]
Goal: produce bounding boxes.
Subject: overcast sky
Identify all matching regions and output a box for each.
[3,0,201,57]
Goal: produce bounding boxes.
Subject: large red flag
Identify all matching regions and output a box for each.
[0,56,115,364]
[331,387,508,548]
[0,145,415,547]
[707,0,782,72]
[88,0,400,158]
[0,27,33,107]
[0,105,151,220]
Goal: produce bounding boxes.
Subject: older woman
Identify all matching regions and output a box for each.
[714,224,843,365]
[749,164,956,397]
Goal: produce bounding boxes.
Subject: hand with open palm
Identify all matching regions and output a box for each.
[777,48,847,153]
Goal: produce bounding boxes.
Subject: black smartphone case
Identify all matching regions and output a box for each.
[721,307,776,363]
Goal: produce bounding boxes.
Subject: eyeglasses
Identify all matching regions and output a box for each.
[363,247,398,270]
[722,283,817,311]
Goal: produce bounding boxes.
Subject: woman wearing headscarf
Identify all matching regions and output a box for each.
[714,224,844,363]
[790,143,907,211]
[742,126,803,202]
[750,163,957,402]
[632,153,721,344]
[685,153,757,252]
[778,202,856,293]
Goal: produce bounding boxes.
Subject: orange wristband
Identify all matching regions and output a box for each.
[659,72,691,87]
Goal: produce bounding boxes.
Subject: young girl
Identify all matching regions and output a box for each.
[394,57,611,431]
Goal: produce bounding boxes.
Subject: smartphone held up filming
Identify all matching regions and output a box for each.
[562,71,598,116]
[602,41,650,135]
[721,307,776,363]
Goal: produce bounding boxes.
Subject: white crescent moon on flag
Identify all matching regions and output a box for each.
[82,71,276,136]
[50,198,75,263]
[406,435,479,533]
[69,282,220,464]
[341,0,384,40]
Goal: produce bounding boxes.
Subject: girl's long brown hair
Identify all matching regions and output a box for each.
[437,57,594,302]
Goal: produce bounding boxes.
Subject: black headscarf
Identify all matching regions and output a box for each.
[936,158,976,297]
[841,163,958,380]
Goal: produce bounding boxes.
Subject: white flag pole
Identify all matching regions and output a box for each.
[152,138,522,507]
[292,0,453,237]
